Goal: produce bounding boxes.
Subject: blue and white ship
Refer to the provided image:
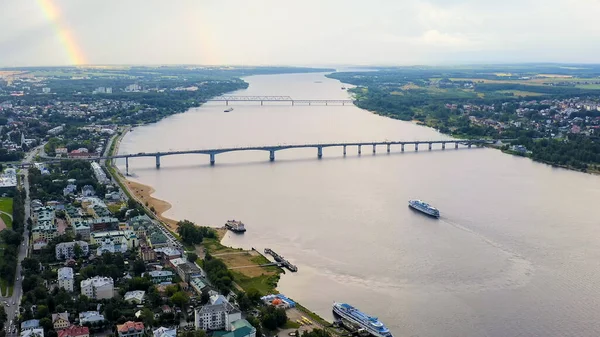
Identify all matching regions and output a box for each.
[333,302,393,337]
[408,199,440,218]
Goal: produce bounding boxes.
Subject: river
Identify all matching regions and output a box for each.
[117,72,600,337]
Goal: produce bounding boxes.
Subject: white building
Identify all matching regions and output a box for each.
[78,311,105,325]
[90,162,109,184]
[153,327,176,337]
[56,241,89,260]
[80,276,114,300]
[194,295,241,331]
[57,267,74,292]
[124,290,145,304]
[21,329,44,337]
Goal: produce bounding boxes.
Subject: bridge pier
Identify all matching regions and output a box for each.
[442,142,446,150]
[455,142,459,149]
[317,146,323,159]
[210,153,215,165]
[372,144,376,154]
[155,155,160,169]
[343,145,346,156]
[125,157,129,175]
[269,150,275,162]
[415,143,419,152]
[387,144,391,153]
[401,144,405,152]
[468,143,472,148]
[428,142,432,151]
[358,145,362,155]
[261,101,263,106]
[292,101,294,106]
[226,101,229,106]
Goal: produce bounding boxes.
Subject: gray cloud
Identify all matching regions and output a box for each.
[0,0,599,66]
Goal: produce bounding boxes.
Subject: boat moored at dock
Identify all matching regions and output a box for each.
[408,199,440,218]
[333,302,393,337]
[225,220,246,233]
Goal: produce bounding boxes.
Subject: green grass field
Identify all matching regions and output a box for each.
[231,271,280,295]
[0,197,14,215]
[0,214,12,228]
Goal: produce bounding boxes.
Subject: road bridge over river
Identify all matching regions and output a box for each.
[27,139,511,175]
[208,95,354,106]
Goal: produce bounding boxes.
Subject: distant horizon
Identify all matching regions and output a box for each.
[3,62,600,70]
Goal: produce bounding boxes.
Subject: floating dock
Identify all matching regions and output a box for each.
[264,248,298,272]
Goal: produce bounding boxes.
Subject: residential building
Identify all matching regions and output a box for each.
[116,321,144,337]
[124,290,145,304]
[86,217,119,232]
[56,241,89,260]
[63,184,77,196]
[153,327,176,337]
[71,220,91,240]
[148,270,174,284]
[154,247,181,261]
[82,185,95,197]
[194,295,241,331]
[57,326,89,337]
[90,162,109,184]
[52,312,70,330]
[90,230,138,249]
[57,267,74,292]
[177,261,204,283]
[21,329,44,337]
[56,147,68,155]
[190,277,207,295]
[32,223,58,242]
[213,320,257,337]
[78,311,105,325]
[96,237,128,255]
[21,320,40,331]
[80,276,114,300]
[169,257,186,269]
[140,246,156,262]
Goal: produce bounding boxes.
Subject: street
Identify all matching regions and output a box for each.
[3,146,39,335]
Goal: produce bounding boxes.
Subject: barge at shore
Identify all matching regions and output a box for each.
[264,248,298,272]
[225,220,246,233]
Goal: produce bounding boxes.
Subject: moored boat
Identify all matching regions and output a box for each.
[225,219,246,233]
[332,302,393,337]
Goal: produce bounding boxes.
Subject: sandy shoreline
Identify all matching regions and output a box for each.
[123,178,179,229]
[110,128,179,231]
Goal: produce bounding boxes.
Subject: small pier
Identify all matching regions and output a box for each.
[264,248,298,272]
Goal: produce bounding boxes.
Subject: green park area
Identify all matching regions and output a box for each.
[0,197,13,228]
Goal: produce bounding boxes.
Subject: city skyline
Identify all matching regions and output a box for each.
[1,0,600,67]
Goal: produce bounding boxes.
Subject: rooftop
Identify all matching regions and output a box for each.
[124,290,145,302]
[57,326,89,337]
[117,321,144,333]
[57,267,74,280]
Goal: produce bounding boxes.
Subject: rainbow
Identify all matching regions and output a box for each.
[36,0,86,66]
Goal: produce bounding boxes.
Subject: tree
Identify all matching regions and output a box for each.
[40,317,53,331]
[36,304,49,319]
[247,316,263,337]
[132,259,146,276]
[170,291,189,308]
[186,253,198,263]
[200,291,210,305]
[21,257,40,273]
[0,306,6,330]
[139,308,155,327]
[260,306,287,330]
[73,244,84,259]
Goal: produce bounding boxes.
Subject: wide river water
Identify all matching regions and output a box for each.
[118,72,600,337]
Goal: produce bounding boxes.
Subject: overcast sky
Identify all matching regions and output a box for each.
[1,0,600,67]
